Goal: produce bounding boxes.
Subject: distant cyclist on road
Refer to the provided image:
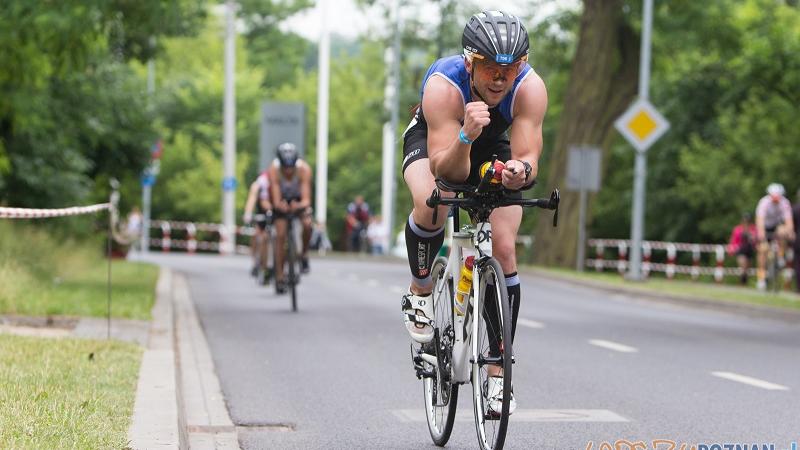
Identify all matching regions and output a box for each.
[399,11,547,415]
[243,170,273,284]
[754,183,795,291]
[268,143,313,294]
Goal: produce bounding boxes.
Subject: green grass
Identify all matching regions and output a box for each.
[0,221,158,448]
[527,265,800,310]
[0,222,159,320]
[0,334,141,449]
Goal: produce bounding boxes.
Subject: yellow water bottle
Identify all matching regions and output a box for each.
[455,256,475,316]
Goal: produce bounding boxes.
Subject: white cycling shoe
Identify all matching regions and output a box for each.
[486,376,516,416]
[401,291,434,344]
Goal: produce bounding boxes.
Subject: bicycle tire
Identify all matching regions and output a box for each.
[472,257,512,450]
[423,256,458,446]
[766,244,780,294]
[287,222,299,312]
[254,254,263,284]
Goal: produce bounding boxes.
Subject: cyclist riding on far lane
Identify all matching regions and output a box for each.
[754,182,796,291]
[243,170,273,283]
[268,143,313,294]
[399,10,548,415]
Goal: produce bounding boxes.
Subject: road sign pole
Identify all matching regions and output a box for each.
[221,0,237,255]
[627,0,654,281]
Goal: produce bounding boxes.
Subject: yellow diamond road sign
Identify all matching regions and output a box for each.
[614,99,670,153]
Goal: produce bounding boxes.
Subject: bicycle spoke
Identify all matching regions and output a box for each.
[472,258,511,450]
[422,256,458,446]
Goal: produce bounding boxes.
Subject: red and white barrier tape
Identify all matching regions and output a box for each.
[0,203,112,219]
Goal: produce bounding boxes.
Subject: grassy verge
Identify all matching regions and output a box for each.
[526,264,800,310]
[0,221,159,448]
[0,222,159,319]
[0,334,141,449]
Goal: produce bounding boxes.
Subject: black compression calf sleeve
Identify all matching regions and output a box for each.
[404,214,445,284]
[483,272,521,358]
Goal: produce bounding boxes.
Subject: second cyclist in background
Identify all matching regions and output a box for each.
[754,182,795,291]
[268,143,313,294]
[243,169,273,284]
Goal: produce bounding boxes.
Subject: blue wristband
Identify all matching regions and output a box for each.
[459,129,475,144]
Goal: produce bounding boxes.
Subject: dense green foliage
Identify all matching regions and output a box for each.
[0,0,207,209]
[589,0,800,245]
[2,0,798,254]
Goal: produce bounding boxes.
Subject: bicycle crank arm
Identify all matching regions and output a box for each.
[411,345,438,379]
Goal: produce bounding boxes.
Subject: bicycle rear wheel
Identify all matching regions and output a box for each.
[472,257,512,450]
[423,256,458,446]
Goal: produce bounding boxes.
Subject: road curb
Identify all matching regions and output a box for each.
[127,267,179,449]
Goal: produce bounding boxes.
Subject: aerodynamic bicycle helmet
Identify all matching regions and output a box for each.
[276,142,298,168]
[462,11,529,65]
[766,182,785,197]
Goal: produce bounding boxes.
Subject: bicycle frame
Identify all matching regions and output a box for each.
[426,214,494,383]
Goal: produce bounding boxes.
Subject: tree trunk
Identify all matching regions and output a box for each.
[532,0,640,267]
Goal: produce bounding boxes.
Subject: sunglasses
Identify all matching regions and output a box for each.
[471,55,527,82]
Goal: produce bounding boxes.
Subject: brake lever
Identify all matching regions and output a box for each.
[550,189,560,227]
[426,187,441,225]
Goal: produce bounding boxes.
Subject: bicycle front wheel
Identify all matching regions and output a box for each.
[423,256,458,446]
[472,257,512,450]
[287,232,299,312]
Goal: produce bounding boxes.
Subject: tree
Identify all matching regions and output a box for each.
[0,0,207,208]
[531,0,639,267]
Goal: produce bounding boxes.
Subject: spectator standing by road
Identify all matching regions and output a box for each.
[346,195,371,252]
[727,213,757,286]
[367,214,389,255]
[125,206,144,251]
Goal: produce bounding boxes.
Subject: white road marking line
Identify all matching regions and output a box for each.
[366,279,380,287]
[517,318,545,329]
[711,371,790,391]
[588,339,639,353]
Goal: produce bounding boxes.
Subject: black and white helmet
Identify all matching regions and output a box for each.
[276,142,298,168]
[462,11,529,65]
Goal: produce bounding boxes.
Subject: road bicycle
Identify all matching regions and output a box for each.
[764,238,783,293]
[412,157,560,450]
[272,201,308,312]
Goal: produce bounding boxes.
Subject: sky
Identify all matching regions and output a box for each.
[282,0,575,41]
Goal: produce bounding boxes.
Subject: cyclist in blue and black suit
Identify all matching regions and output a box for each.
[399,11,548,415]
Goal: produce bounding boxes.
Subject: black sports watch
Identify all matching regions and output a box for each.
[520,160,532,182]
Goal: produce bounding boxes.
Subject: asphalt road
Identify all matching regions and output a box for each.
[150,253,800,450]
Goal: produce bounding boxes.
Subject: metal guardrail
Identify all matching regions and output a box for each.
[139,221,797,288]
[587,238,795,287]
